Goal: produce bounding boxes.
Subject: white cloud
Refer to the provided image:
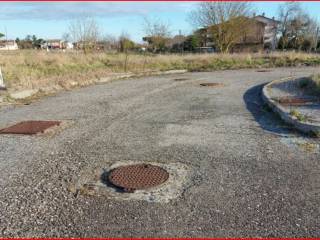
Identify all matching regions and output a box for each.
[0,2,196,21]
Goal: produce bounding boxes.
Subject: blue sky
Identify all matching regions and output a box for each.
[0,2,319,43]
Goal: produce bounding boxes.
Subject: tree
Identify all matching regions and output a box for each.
[68,16,100,52]
[62,33,71,42]
[31,35,44,48]
[189,2,252,27]
[277,2,301,50]
[189,2,253,53]
[177,35,199,52]
[277,2,319,51]
[0,33,4,39]
[119,32,135,72]
[143,18,171,52]
[103,34,119,51]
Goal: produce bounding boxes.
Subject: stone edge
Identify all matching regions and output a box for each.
[262,77,320,136]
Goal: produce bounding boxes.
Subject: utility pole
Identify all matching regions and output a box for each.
[0,67,6,90]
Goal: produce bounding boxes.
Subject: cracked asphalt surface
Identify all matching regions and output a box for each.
[0,67,319,237]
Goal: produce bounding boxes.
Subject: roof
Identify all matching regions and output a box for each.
[0,40,16,45]
[254,15,280,24]
[198,16,267,32]
[46,39,63,42]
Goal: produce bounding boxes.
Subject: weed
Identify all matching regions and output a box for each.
[298,142,317,152]
[289,109,308,122]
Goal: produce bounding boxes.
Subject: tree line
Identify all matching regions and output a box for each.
[0,2,319,53]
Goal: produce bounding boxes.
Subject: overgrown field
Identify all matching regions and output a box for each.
[1,50,320,91]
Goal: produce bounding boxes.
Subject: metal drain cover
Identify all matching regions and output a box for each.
[278,97,316,106]
[256,69,271,72]
[108,164,169,192]
[174,78,189,81]
[0,120,61,135]
[200,83,224,87]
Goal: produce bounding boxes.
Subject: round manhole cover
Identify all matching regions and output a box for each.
[108,164,169,192]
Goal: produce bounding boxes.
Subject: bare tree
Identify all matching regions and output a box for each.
[189,2,253,53]
[277,2,302,50]
[103,34,119,51]
[68,16,100,53]
[143,18,171,52]
[278,2,319,51]
[189,2,252,27]
[62,33,71,42]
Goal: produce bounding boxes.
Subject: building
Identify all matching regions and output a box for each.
[196,14,279,52]
[41,40,73,50]
[0,40,18,51]
[253,14,279,50]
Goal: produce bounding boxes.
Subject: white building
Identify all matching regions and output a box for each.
[253,14,280,51]
[0,40,18,51]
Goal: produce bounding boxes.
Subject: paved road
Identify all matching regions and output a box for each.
[0,67,319,237]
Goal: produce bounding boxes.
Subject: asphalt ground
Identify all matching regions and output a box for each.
[0,67,319,237]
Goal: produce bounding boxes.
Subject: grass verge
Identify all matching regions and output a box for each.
[1,50,320,93]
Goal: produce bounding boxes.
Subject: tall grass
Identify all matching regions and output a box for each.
[1,50,320,91]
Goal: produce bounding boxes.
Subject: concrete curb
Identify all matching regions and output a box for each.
[0,69,188,104]
[262,77,320,136]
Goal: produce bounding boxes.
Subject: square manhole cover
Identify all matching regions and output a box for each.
[0,120,61,135]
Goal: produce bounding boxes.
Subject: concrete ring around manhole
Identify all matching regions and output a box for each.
[0,120,73,136]
[69,161,192,203]
[200,82,225,87]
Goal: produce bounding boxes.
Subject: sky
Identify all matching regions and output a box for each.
[0,1,319,43]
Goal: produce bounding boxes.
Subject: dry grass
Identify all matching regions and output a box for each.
[1,50,320,91]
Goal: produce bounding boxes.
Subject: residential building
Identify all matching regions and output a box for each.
[41,39,73,49]
[196,14,279,52]
[0,40,19,51]
[253,14,279,50]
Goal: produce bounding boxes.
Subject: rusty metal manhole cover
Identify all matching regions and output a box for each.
[200,83,224,87]
[108,164,169,192]
[174,78,189,81]
[256,69,271,72]
[0,120,61,135]
[277,97,317,106]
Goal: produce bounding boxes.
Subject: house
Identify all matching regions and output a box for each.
[0,40,18,51]
[253,14,279,50]
[196,14,279,52]
[41,39,73,50]
[166,35,187,52]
